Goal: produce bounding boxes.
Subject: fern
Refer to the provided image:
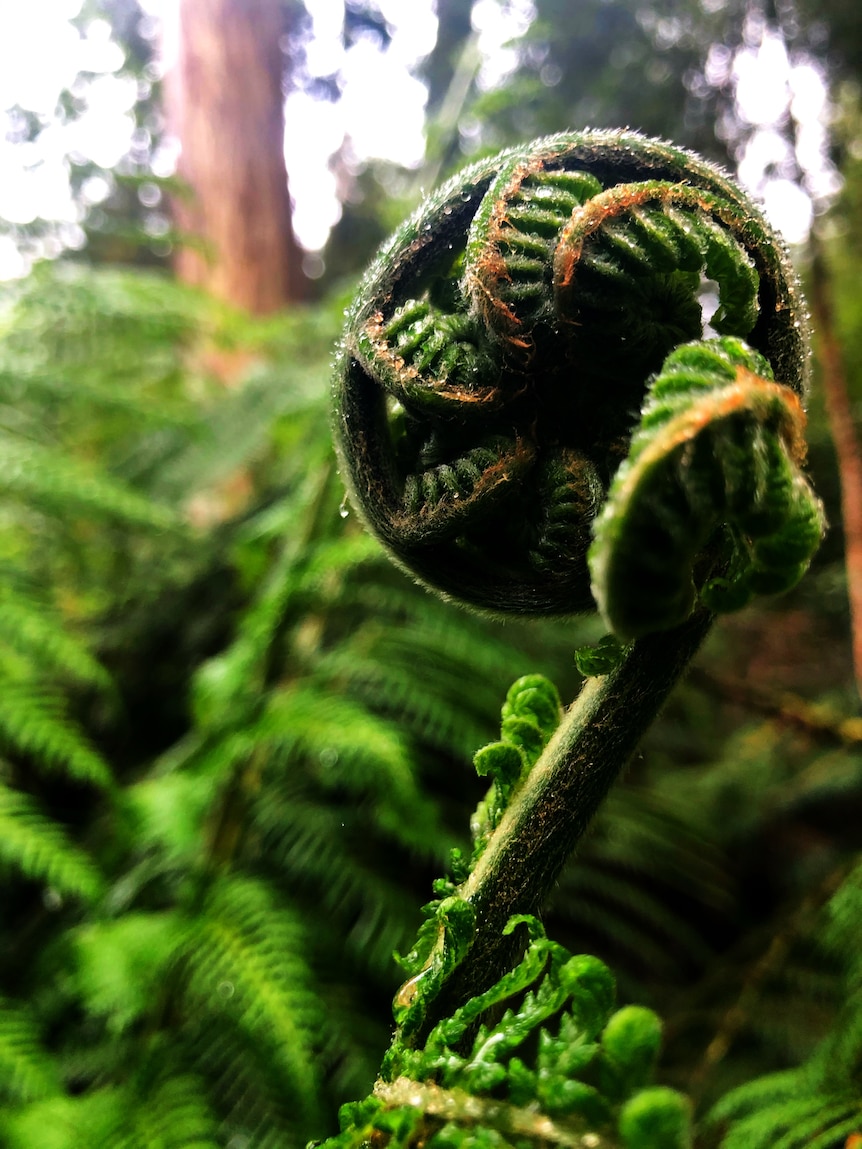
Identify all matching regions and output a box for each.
[0,998,61,1104]
[177,875,327,1139]
[709,863,862,1148]
[0,135,845,1149]
[0,1075,221,1149]
[0,783,104,901]
[70,912,187,1034]
[0,583,111,690]
[323,678,696,1149]
[0,683,112,788]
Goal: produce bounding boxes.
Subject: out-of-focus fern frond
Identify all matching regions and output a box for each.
[0,1075,221,1149]
[0,998,61,1104]
[0,583,111,691]
[0,683,112,788]
[0,434,179,531]
[542,779,731,995]
[711,1068,862,1149]
[709,863,862,1148]
[251,777,433,974]
[0,783,104,900]
[110,1075,222,1149]
[70,912,187,1034]
[178,874,326,1137]
[122,773,213,865]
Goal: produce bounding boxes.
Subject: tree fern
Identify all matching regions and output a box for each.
[0,128,850,1149]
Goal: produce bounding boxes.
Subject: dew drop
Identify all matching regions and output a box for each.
[443,205,454,216]
[339,499,350,519]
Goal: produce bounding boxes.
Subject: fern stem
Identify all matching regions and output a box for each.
[417,606,714,1036]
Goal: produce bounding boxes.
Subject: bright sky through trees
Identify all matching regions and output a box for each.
[0,0,839,279]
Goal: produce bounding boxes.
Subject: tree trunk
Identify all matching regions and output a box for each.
[166,0,306,312]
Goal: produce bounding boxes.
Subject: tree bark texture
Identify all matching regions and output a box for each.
[167,0,306,312]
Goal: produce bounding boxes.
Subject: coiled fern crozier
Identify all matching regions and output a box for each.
[329,132,824,1149]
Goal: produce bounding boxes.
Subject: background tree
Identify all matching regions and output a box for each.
[165,0,307,311]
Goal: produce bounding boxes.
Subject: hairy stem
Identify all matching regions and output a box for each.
[416,606,714,1038]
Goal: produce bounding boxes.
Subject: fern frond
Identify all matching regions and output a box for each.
[190,1026,313,1149]
[551,863,712,978]
[112,1074,221,1149]
[256,685,444,850]
[0,434,179,531]
[70,913,187,1034]
[0,998,61,1103]
[122,773,213,864]
[250,779,436,975]
[0,584,111,690]
[148,383,331,503]
[186,681,444,859]
[0,1076,220,1149]
[0,782,104,900]
[178,874,326,1136]
[191,465,337,726]
[0,1091,120,1149]
[0,683,112,788]
[708,863,862,1147]
[714,1089,862,1149]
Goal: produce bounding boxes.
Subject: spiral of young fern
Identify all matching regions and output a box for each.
[468,172,761,359]
[334,132,818,1042]
[589,336,825,640]
[389,332,824,1042]
[356,177,768,580]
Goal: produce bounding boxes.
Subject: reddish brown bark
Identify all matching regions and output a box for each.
[811,240,862,699]
[166,0,306,312]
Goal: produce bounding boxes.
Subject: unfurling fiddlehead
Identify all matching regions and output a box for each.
[326,133,825,1149]
[333,130,823,637]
